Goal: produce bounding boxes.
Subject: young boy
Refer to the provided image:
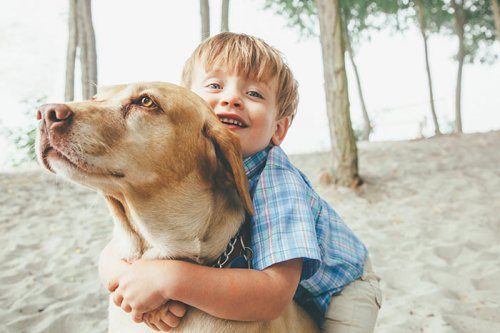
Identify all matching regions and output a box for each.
[99,32,381,332]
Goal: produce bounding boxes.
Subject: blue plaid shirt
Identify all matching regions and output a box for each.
[243,145,368,324]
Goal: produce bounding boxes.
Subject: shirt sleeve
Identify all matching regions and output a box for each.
[250,165,321,280]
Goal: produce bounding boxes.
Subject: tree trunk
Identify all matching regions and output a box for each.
[221,0,229,32]
[76,0,89,100]
[342,23,371,141]
[415,0,441,135]
[64,0,77,101]
[452,0,465,133]
[491,0,500,40]
[316,0,360,187]
[200,0,210,40]
[81,0,98,97]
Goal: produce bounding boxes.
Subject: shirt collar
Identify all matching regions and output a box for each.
[243,145,272,179]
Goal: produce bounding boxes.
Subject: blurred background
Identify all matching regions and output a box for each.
[1,2,499,332]
[0,0,498,169]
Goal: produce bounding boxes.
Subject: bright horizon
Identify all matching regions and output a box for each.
[1,0,499,169]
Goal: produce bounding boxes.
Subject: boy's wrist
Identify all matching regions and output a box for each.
[159,260,184,301]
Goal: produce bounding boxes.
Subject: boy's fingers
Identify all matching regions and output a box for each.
[160,310,181,328]
[112,293,123,307]
[107,280,118,292]
[155,319,173,332]
[168,301,187,318]
[144,315,160,331]
[131,310,144,323]
[121,302,132,313]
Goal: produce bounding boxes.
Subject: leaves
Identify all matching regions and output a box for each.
[263,0,497,62]
[7,96,46,164]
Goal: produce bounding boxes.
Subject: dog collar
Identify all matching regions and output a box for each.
[212,215,252,269]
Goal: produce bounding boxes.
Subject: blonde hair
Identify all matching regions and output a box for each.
[182,32,299,122]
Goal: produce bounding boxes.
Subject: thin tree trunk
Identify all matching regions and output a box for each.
[491,0,500,40]
[65,0,77,101]
[415,0,441,135]
[343,24,371,141]
[77,0,89,100]
[81,0,97,97]
[452,0,465,133]
[200,0,210,40]
[221,0,229,32]
[316,0,360,187]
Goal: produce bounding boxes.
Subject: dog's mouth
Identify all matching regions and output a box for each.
[41,144,124,178]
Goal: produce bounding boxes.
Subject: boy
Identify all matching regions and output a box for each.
[99,32,381,332]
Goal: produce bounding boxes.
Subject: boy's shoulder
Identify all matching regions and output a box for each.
[254,146,314,191]
[265,145,292,169]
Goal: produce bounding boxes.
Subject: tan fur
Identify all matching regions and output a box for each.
[36,82,319,333]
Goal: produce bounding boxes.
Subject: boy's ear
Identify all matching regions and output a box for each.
[271,116,290,146]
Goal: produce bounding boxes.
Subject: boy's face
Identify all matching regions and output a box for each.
[190,65,289,157]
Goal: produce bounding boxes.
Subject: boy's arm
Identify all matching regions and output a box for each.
[112,257,303,323]
[169,258,303,321]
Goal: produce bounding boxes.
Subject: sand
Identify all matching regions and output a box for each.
[1,131,499,332]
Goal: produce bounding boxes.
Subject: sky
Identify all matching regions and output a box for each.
[0,0,499,169]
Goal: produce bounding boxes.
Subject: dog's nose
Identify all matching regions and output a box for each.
[37,104,74,130]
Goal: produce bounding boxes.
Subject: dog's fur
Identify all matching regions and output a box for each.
[36,82,319,333]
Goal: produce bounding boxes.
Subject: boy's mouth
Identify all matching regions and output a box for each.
[218,115,248,128]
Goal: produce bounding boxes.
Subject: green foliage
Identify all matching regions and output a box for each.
[263,0,317,37]
[264,0,497,62]
[8,96,46,164]
[454,0,497,64]
[12,127,37,163]
[264,0,405,44]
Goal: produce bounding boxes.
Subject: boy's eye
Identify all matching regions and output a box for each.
[207,83,222,90]
[247,91,264,99]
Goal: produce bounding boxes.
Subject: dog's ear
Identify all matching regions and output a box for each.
[202,116,254,216]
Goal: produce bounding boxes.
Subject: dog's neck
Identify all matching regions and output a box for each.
[104,174,245,264]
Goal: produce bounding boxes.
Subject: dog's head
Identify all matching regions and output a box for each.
[36,82,253,215]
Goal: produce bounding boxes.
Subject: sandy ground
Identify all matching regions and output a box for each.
[1,131,499,333]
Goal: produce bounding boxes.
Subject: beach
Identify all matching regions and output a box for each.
[1,131,499,332]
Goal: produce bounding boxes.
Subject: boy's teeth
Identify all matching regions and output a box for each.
[220,117,243,127]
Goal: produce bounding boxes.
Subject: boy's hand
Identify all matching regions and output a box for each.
[144,301,187,331]
[110,259,175,322]
[98,240,130,292]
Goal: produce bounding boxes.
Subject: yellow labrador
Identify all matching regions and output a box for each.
[36,82,318,333]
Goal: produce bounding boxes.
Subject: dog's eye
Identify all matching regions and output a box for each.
[140,96,155,108]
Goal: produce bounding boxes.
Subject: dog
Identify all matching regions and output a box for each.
[36,82,319,333]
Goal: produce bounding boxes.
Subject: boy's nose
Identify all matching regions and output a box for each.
[220,95,242,109]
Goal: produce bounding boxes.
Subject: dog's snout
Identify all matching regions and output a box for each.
[38,104,74,130]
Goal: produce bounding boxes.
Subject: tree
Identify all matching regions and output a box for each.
[451,0,466,133]
[414,0,442,135]
[80,0,98,99]
[446,0,496,133]
[65,0,77,101]
[491,0,500,40]
[221,0,230,32]
[316,0,360,187]
[200,0,210,40]
[379,0,496,134]
[264,0,375,140]
[65,0,98,101]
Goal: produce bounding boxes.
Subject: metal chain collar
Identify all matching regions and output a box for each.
[213,231,253,269]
